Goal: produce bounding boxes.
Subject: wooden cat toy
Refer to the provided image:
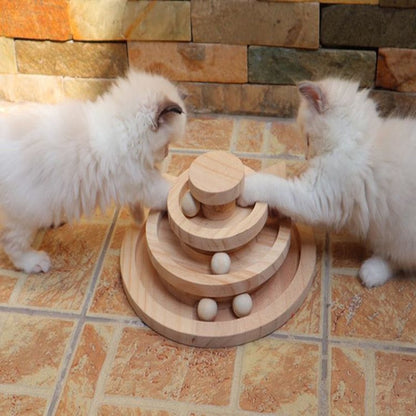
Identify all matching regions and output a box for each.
[120,151,316,348]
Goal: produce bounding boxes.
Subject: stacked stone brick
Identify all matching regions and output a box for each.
[0,0,415,117]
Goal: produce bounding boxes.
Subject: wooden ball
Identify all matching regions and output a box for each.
[197,298,218,321]
[210,252,231,275]
[181,191,200,218]
[232,293,253,318]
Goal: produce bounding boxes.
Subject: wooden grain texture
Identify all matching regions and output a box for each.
[168,167,268,252]
[120,158,316,347]
[201,200,236,221]
[146,212,291,300]
[188,150,245,205]
[120,223,316,348]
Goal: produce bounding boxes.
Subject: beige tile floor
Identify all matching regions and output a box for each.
[0,114,415,415]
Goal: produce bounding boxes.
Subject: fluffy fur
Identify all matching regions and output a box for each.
[0,70,186,273]
[239,78,416,287]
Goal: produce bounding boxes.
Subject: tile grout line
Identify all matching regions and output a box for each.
[329,336,416,354]
[365,349,376,416]
[169,146,303,161]
[228,117,240,153]
[270,331,323,344]
[318,232,331,416]
[98,395,191,414]
[3,301,415,355]
[228,344,245,412]
[187,112,295,124]
[0,304,82,320]
[6,273,29,305]
[2,297,416,353]
[88,324,124,415]
[46,208,120,416]
[260,120,272,163]
[0,383,51,399]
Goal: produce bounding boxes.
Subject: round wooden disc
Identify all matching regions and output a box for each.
[168,168,268,252]
[146,211,292,300]
[188,151,245,206]
[120,223,316,348]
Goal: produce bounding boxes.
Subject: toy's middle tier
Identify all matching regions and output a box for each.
[146,210,292,303]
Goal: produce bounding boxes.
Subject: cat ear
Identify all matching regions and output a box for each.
[298,81,328,114]
[151,100,184,131]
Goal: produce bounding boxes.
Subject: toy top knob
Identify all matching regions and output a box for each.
[188,151,245,206]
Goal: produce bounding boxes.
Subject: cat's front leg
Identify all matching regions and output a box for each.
[238,172,333,227]
[128,202,146,225]
[359,255,394,287]
[143,174,172,212]
[238,173,299,215]
[0,225,51,273]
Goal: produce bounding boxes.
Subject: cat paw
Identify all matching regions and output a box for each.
[237,175,261,207]
[15,250,51,274]
[359,256,393,288]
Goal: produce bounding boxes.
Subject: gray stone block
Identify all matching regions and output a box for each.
[321,5,416,48]
[370,90,416,118]
[248,47,376,87]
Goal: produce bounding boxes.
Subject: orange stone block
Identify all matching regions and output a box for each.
[0,314,74,387]
[171,116,235,151]
[0,0,71,40]
[105,328,236,405]
[180,82,299,117]
[89,254,137,317]
[331,274,416,342]
[376,48,416,93]
[239,338,320,413]
[0,274,17,303]
[330,347,367,415]
[17,224,109,311]
[234,119,267,153]
[266,121,306,157]
[56,324,114,414]
[166,154,198,177]
[129,42,247,83]
[376,351,416,415]
[0,394,46,416]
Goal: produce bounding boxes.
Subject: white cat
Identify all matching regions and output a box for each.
[0,70,186,273]
[239,78,416,287]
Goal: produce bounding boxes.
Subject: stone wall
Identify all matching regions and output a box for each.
[0,0,415,118]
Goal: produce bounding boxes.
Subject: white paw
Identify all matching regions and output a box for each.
[237,175,261,207]
[359,256,393,288]
[150,180,171,212]
[15,250,51,274]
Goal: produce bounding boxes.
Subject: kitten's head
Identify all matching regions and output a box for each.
[104,70,186,167]
[296,78,378,159]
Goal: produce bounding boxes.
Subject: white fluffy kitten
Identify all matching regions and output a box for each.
[239,78,416,287]
[0,70,186,273]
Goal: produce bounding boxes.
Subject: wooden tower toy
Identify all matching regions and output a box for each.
[120,151,316,348]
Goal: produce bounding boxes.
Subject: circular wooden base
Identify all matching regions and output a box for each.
[120,223,316,348]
